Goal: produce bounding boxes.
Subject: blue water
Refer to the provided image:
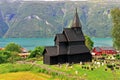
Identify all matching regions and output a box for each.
[91,37,113,47]
[0,38,54,50]
[0,37,113,50]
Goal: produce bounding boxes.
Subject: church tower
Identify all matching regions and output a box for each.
[72,8,82,28]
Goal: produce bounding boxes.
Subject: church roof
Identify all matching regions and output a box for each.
[71,8,82,28]
[55,34,67,42]
[63,28,85,42]
[44,45,89,56]
[68,45,90,55]
[43,46,57,56]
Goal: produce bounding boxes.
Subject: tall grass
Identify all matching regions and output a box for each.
[0,63,71,80]
[0,63,35,74]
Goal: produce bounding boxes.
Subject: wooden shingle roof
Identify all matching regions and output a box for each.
[55,34,67,42]
[63,28,85,42]
[71,8,82,28]
[68,45,90,55]
[43,46,57,56]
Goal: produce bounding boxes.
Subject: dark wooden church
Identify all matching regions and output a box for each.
[43,9,92,65]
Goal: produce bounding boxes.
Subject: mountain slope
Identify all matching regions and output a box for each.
[0,1,119,38]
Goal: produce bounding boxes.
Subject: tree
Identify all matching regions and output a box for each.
[29,46,44,58]
[111,8,120,50]
[0,51,11,64]
[8,52,21,63]
[85,35,94,51]
[5,42,22,53]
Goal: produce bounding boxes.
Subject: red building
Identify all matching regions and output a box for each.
[92,47,117,56]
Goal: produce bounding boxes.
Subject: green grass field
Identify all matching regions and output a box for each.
[0,63,58,80]
[0,72,51,80]
[0,59,120,80]
[37,61,120,80]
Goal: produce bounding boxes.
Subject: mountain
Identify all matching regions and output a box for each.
[0,1,119,38]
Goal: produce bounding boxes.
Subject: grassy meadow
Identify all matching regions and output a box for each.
[0,63,59,80]
[0,72,51,80]
[37,61,120,80]
[0,60,119,80]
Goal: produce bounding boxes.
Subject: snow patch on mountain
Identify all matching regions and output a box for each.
[45,20,53,26]
[24,15,42,21]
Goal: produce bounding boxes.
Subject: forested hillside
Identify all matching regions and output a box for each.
[0,0,119,38]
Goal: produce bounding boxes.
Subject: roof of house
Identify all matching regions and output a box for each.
[94,47,116,51]
[101,47,116,51]
[94,47,102,52]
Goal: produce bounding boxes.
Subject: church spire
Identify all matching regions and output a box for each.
[71,8,82,28]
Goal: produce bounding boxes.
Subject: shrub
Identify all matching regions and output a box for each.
[0,51,11,63]
[5,42,22,53]
[107,64,114,68]
[29,46,44,58]
[102,54,106,57]
[115,66,119,70]
[115,54,120,60]
[8,52,22,63]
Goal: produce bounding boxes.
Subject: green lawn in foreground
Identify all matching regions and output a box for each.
[0,63,59,80]
[0,60,120,80]
[37,61,120,80]
[0,72,51,80]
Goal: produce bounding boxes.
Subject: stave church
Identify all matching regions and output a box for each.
[43,8,92,65]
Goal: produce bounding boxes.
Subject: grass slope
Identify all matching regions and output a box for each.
[0,60,120,80]
[0,72,51,80]
[37,61,120,80]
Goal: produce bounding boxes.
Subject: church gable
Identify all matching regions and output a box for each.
[55,34,67,42]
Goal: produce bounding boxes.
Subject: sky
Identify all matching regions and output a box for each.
[9,0,120,2]
[23,0,88,1]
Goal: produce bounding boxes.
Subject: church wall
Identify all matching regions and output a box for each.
[58,55,67,64]
[67,53,92,63]
[58,42,67,55]
[68,41,85,46]
[43,54,50,64]
[50,56,58,65]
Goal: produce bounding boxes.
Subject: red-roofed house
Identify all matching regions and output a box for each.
[92,47,117,56]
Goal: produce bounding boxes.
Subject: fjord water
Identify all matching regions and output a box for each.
[0,38,54,50]
[91,37,113,47]
[0,38,112,50]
